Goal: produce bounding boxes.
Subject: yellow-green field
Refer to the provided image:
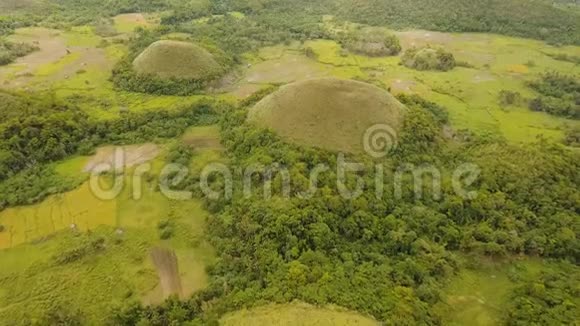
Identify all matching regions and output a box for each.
[0,26,219,120]
[303,32,580,143]
[0,140,222,321]
[3,21,577,141]
[443,257,546,325]
[113,13,157,34]
[220,302,379,326]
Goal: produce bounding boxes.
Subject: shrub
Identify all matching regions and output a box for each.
[342,28,401,56]
[402,46,456,71]
[303,46,317,59]
[0,39,38,65]
[159,227,174,240]
[563,126,580,147]
[158,219,174,240]
[499,90,522,106]
[527,72,580,119]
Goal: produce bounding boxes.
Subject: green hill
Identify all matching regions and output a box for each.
[132,40,222,80]
[248,78,406,153]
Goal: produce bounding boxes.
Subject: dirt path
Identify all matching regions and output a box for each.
[150,247,183,300]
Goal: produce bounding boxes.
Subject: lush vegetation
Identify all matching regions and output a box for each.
[108,92,579,325]
[0,38,38,65]
[401,46,456,71]
[332,0,580,45]
[0,91,220,209]
[503,262,579,325]
[340,28,401,57]
[528,72,580,119]
[546,52,580,65]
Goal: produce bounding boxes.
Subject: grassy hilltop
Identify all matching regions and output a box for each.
[133,40,222,80]
[249,78,406,153]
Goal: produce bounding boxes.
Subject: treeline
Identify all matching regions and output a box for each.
[111,58,214,96]
[172,11,328,61]
[504,262,579,325]
[109,93,579,325]
[332,0,580,45]
[401,46,456,71]
[3,0,579,46]
[528,72,580,119]
[194,0,580,45]
[0,91,222,209]
[0,39,38,65]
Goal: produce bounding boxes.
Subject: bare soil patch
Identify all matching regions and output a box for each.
[150,247,183,300]
[0,28,67,87]
[116,13,149,25]
[83,144,160,173]
[390,79,416,94]
[395,30,455,50]
[0,28,111,89]
[182,126,224,150]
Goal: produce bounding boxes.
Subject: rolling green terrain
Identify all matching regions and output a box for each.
[0,0,578,325]
[248,78,406,153]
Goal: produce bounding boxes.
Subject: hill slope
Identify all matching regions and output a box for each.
[132,40,222,80]
[248,78,406,153]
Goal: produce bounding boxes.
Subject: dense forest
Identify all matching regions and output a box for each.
[2,0,579,44]
[528,72,580,119]
[106,92,579,325]
[0,91,220,209]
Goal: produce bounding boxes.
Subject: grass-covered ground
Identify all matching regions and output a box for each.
[2,19,577,141]
[220,302,379,326]
[303,29,580,143]
[0,22,221,120]
[248,78,405,153]
[443,257,543,325]
[0,137,221,322]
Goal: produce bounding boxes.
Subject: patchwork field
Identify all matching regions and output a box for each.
[304,32,580,143]
[0,25,216,120]
[0,140,222,321]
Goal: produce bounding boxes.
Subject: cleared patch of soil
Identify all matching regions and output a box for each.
[395,30,455,49]
[0,28,67,87]
[182,126,224,150]
[83,144,159,173]
[0,27,111,89]
[113,13,152,33]
[473,71,496,83]
[390,79,416,94]
[50,47,110,81]
[150,247,183,301]
[116,13,148,25]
